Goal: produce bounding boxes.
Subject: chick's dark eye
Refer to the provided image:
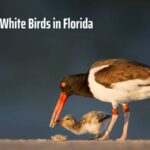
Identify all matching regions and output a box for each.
[65,117,70,120]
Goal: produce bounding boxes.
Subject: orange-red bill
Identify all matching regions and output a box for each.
[49,92,68,128]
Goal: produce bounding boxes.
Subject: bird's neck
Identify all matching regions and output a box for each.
[70,73,93,98]
[65,122,84,135]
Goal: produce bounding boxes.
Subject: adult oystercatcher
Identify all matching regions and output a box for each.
[50,59,150,140]
[56,111,111,140]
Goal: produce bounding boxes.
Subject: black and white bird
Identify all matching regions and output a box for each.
[56,111,111,139]
[50,59,150,141]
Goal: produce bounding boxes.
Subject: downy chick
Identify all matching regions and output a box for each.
[56,111,111,139]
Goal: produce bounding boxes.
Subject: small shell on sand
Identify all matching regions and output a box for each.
[51,134,68,141]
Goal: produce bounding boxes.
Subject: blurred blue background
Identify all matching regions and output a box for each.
[0,0,150,139]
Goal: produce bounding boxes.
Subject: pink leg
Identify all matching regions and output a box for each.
[117,104,130,141]
[100,107,118,140]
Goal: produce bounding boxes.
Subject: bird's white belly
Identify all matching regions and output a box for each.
[88,66,150,104]
[81,119,111,135]
[82,123,102,135]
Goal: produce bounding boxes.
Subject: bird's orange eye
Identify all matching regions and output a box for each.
[61,82,66,88]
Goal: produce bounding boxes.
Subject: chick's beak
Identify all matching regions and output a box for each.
[49,92,68,128]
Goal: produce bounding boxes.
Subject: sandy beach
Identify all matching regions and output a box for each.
[0,139,150,150]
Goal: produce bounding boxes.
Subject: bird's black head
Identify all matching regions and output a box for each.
[60,73,93,97]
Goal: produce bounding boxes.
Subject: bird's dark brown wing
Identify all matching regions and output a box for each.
[93,59,150,88]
